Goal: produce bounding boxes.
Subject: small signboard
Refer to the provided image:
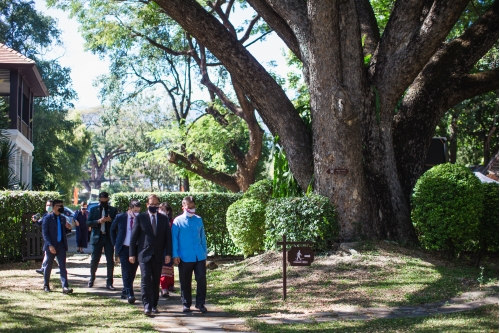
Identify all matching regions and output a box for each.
[287,247,314,266]
[326,168,349,175]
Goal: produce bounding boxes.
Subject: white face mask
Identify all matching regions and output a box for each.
[184,208,195,217]
[46,206,53,213]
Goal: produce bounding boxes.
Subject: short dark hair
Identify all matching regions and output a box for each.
[147,194,160,204]
[129,199,141,208]
[81,201,87,206]
[52,200,63,207]
[182,196,195,206]
[99,192,109,198]
[159,202,172,213]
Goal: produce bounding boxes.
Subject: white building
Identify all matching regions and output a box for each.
[0,44,48,188]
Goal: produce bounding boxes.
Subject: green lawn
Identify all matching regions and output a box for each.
[206,242,498,316]
[0,262,154,333]
[246,304,499,333]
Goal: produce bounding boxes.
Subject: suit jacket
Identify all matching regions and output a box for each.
[129,212,172,264]
[110,212,130,255]
[42,213,69,252]
[87,204,118,245]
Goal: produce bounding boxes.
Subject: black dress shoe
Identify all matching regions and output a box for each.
[43,286,50,292]
[161,291,169,298]
[62,287,73,294]
[195,305,208,313]
[127,295,136,304]
[144,308,152,316]
[120,294,127,299]
[36,268,44,275]
[106,285,116,291]
[182,305,191,313]
[152,307,159,314]
[88,280,94,288]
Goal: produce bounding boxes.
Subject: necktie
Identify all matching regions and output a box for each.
[130,216,134,230]
[57,216,62,242]
[152,214,157,235]
[101,208,106,233]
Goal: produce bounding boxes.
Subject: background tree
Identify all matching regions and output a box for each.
[436,43,498,166]
[53,0,271,192]
[0,0,90,196]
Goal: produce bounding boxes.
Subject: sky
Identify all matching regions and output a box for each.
[34,0,109,109]
[33,1,292,110]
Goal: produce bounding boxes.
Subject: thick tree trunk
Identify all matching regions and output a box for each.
[307,0,372,240]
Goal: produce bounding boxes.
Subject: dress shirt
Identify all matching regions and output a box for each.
[123,213,134,247]
[148,212,157,229]
[172,212,207,262]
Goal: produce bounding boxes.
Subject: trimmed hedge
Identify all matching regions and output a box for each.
[226,180,272,257]
[242,179,273,203]
[411,163,483,257]
[226,198,266,257]
[479,182,499,253]
[264,194,339,252]
[0,191,60,262]
[111,192,241,255]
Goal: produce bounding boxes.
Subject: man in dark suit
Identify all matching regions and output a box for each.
[87,192,118,290]
[111,199,141,304]
[41,200,73,293]
[129,194,172,315]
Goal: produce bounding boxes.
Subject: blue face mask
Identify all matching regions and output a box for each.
[46,206,53,213]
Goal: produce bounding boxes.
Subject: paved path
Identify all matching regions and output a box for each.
[65,233,499,332]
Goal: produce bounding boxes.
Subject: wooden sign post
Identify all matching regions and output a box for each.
[277,234,314,300]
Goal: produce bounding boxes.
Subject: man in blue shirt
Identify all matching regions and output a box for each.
[41,200,73,294]
[172,196,208,313]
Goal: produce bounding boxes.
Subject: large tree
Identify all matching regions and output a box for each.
[52,0,269,192]
[144,0,497,242]
[56,0,498,242]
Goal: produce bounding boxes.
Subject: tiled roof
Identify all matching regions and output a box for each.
[0,43,36,64]
[0,43,48,97]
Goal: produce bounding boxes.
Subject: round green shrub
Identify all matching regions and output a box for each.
[479,182,499,252]
[226,198,266,257]
[411,163,483,257]
[243,179,273,204]
[264,194,339,252]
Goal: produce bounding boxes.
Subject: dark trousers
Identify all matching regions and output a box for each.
[178,259,207,308]
[119,245,138,296]
[75,226,88,248]
[90,234,114,285]
[139,258,162,310]
[44,242,68,288]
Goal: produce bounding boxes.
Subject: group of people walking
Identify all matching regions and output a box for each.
[35,192,209,315]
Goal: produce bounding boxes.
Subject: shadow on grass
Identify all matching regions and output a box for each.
[0,293,153,333]
[206,245,499,317]
[246,305,499,333]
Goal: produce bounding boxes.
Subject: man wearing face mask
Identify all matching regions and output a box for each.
[87,192,118,290]
[129,194,172,316]
[41,200,73,293]
[110,199,141,304]
[33,200,54,274]
[172,196,208,313]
